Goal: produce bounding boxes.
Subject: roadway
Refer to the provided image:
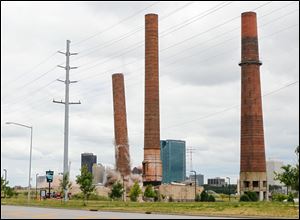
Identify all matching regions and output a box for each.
[1,205,240,219]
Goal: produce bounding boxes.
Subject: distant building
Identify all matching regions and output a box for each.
[92,163,105,184]
[189,174,204,186]
[267,160,284,186]
[207,177,225,186]
[81,153,97,173]
[36,175,47,188]
[132,166,142,175]
[160,140,186,184]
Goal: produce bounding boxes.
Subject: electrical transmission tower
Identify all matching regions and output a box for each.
[186,147,197,173]
[53,40,80,202]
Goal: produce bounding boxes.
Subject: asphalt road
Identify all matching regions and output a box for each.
[1,205,239,219]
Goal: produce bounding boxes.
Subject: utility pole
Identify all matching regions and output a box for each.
[226,177,231,201]
[53,40,80,202]
[190,170,197,201]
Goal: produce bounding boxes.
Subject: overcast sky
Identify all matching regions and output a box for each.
[1,1,299,187]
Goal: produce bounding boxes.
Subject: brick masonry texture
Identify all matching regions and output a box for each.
[112,73,131,176]
[143,13,162,184]
[240,12,266,172]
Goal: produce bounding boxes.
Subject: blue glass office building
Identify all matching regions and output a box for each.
[160,140,186,184]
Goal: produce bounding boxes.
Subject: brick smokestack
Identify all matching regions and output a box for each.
[112,73,131,177]
[239,12,267,201]
[143,13,162,186]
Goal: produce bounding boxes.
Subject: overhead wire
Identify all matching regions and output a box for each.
[2,1,298,120]
[71,1,161,47]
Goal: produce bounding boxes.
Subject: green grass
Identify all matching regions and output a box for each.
[1,195,299,218]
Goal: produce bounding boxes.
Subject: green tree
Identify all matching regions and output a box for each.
[76,165,95,205]
[287,192,294,202]
[200,191,209,201]
[109,181,124,200]
[129,181,142,202]
[274,146,299,194]
[274,165,297,194]
[144,184,156,199]
[1,177,9,198]
[5,186,16,198]
[59,172,72,200]
[294,146,299,190]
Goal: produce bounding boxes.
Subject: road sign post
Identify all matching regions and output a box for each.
[46,170,54,199]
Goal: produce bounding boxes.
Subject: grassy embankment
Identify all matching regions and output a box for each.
[1,195,299,218]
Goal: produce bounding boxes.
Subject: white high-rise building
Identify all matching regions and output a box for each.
[267,160,284,186]
[92,163,105,184]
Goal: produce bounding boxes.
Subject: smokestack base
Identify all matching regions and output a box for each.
[143,181,161,186]
[240,172,267,201]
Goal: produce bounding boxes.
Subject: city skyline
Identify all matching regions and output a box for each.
[1,1,299,187]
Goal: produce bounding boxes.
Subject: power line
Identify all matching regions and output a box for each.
[163,81,299,130]
[1,1,285,104]
[2,1,275,100]
[2,1,296,111]
[72,1,160,47]
[3,8,297,112]
[75,13,298,97]
[72,2,233,69]
[72,2,196,62]
[1,66,58,103]
[70,1,272,76]
[9,19,299,120]
[72,2,195,61]
[3,51,58,86]
[1,80,58,109]
[259,1,296,19]
[160,1,233,36]
[160,1,195,21]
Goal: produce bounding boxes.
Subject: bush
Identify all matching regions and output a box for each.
[208,195,216,202]
[144,184,156,198]
[272,193,288,202]
[129,182,142,202]
[245,191,258,201]
[4,187,17,198]
[287,193,294,202]
[197,191,215,202]
[200,191,209,201]
[109,181,124,200]
[240,194,251,202]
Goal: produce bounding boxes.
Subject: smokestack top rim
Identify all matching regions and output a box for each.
[241,11,256,16]
[112,73,124,77]
[145,13,158,17]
